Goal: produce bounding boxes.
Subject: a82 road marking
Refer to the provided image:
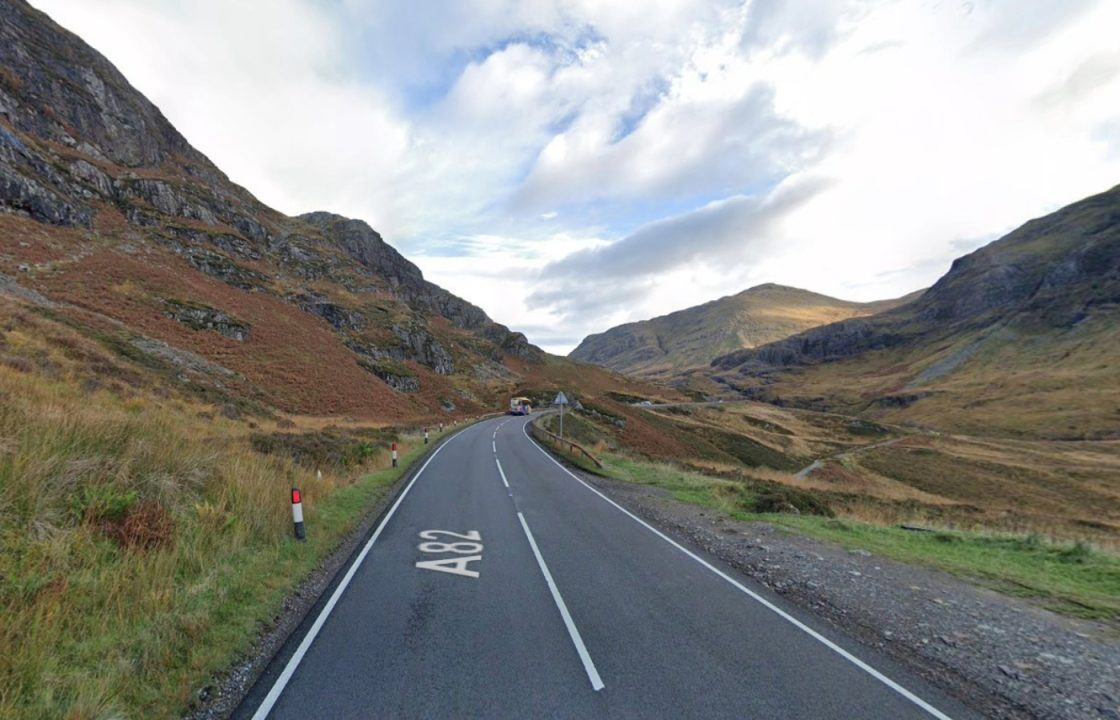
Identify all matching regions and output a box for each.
[415,529,483,578]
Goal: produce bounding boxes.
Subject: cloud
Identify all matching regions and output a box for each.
[527,177,830,321]
[29,0,1120,355]
[538,177,828,281]
[515,82,830,212]
[967,0,1102,51]
[739,0,870,59]
[31,0,413,232]
[1035,51,1120,109]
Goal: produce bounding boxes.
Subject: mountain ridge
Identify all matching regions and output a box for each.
[0,0,589,421]
[703,184,1120,438]
[569,283,919,377]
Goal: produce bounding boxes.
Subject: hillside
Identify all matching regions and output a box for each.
[0,0,653,421]
[569,284,917,378]
[0,4,676,717]
[706,185,1120,439]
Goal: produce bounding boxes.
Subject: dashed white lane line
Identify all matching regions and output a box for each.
[495,457,510,488]
[520,421,954,720]
[250,429,466,720]
[517,511,604,692]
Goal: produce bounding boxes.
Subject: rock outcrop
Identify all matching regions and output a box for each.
[711,185,1120,375]
[0,0,543,414]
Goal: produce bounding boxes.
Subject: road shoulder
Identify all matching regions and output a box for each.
[561,464,1120,720]
[184,424,473,720]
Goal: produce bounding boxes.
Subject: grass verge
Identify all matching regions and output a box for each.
[0,363,451,720]
[573,449,1120,621]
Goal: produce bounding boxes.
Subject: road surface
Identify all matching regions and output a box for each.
[236,414,978,719]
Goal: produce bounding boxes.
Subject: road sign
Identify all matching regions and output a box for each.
[554,391,569,441]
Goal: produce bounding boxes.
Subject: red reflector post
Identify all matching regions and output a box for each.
[291,486,305,541]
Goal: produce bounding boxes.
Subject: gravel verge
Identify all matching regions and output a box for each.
[585,473,1120,720]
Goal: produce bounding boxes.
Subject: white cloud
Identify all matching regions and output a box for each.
[531,176,828,292]
[28,0,1120,355]
[521,0,1120,338]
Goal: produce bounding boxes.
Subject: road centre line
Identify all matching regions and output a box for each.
[517,511,605,692]
[250,428,466,720]
[519,421,954,720]
[495,457,510,488]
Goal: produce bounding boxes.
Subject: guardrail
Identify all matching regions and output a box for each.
[529,416,603,469]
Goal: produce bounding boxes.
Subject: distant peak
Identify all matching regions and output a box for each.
[737,283,808,296]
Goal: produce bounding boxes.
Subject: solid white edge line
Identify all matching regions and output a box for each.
[250,428,467,720]
[520,421,953,720]
[517,511,605,691]
[495,457,510,488]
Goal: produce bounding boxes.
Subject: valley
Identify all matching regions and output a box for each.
[537,396,1120,549]
[0,1,1117,719]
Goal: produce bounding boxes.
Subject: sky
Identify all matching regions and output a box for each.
[30,0,1120,354]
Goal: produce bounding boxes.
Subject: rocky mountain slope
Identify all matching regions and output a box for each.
[705,184,1120,439]
[569,284,916,378]
[0,0,645,420]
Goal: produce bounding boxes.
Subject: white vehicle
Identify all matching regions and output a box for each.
[509,397,532,415]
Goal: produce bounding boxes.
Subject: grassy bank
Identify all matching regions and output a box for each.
[0,365,449,719]
[543,439,1120,621]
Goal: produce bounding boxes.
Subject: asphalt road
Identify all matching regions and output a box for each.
[236,414,979,719]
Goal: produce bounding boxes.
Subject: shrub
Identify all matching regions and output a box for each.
[103,500,176,550]
[250,428,396,470]
[1059,541,1093,564]
[748,484,834,517]
[70,484,138,524]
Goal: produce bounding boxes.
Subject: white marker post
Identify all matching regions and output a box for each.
[424,427,429,445]
[391,442,398,468]
[291,487,305,541]
[554,391,569,442]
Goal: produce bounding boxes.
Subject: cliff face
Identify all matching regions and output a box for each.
[703,185,1120,438]
[712,185,1120,373]
[296,211,536,357]
[0,0,539,419]
[570,283,916,378]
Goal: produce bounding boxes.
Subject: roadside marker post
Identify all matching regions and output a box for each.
[553,391,569,442]
[424,427,429,444]
[391,442,398,468]
[291,487,305,541]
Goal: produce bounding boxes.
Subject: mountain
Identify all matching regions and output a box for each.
[0,0,654,420]
[707,185,1120,439]
[569,284,918,378]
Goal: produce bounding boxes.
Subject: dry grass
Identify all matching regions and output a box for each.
[564,442,1120,620]
[710,313,1120,441]
[0,355,440,719]
[572,395,1120,549]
